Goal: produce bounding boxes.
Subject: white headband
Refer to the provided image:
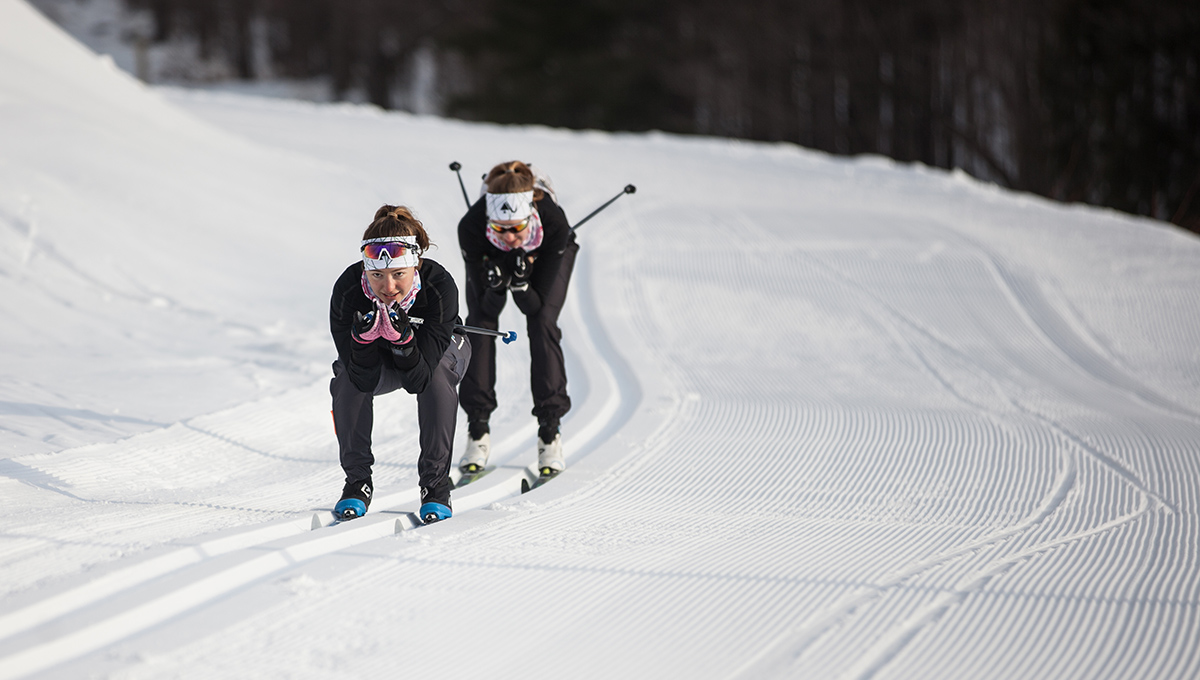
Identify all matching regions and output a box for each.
[361,236,421,270]
[486,191,535,222]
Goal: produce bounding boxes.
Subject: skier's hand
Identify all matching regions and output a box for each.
[383,303,414,345]
[509,249,532,292]
[483,257,509,290]
[351,308,382,344]
[386,303,419,366]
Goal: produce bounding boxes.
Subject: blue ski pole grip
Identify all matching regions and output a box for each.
[503,331,518,344]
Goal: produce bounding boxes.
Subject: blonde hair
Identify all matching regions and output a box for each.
[485,161,544,201]
[363,205,432,261]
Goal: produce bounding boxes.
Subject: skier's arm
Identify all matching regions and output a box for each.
[457,198,489,270]
[392,278,458,394]
[510,200,571,316]
[330,286,384,393]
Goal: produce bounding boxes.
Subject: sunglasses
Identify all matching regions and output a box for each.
[361,241,418,259]
[487,219,530,234]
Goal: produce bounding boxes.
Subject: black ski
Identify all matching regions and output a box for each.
[454,466,494,489]
[520,468,561,493]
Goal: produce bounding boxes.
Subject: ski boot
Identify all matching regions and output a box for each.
[419,484,452,524]
[459,432,490,475]
[537,433,565,479]
[334,477,373,521]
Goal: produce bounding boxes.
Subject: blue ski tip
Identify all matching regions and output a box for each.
[420,502,452,524]
[502,331,518,344]
[334,498,367,520]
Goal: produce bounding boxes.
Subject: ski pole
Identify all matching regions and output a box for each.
[449,161,471,209]
[410,315,517,344]
[571,184,636,234]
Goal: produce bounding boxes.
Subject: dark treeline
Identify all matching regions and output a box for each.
[125,0,1200,234]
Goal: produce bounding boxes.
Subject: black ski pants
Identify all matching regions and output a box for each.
[460,241,578,426]
[331,334,471,500]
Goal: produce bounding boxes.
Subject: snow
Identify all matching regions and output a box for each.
[3,0,1200,678]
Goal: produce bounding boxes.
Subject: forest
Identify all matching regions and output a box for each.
[123,0,1200,234]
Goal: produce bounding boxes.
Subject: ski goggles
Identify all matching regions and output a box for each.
[487,218,530,234]
[361,237,421,269]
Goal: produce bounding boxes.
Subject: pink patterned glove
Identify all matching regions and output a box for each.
[380,303,414,345]
[351,306,385,344]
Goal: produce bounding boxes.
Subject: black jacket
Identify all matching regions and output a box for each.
[329,258,460,394]
[457,195,573,318]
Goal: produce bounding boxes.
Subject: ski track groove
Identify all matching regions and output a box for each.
[607,394,1071,676]
[0,237,638,679]
[806,246,1178,514]
[666,234,1200,678]
[850,492,1153,679]
[4,170,1197,677]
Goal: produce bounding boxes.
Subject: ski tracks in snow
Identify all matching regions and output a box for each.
[0,243,643,679]
[726,234,1198,679]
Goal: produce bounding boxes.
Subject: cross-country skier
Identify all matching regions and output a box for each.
[329,205,470,523]
[457,161,577,480]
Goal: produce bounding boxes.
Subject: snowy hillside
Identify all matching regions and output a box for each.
[3,0,1200,678]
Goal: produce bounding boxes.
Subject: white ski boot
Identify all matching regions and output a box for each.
[536,433,565,477]
[459,432,490,474]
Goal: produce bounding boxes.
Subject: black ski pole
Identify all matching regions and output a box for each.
[571,184,636,234]
[449,161,471,209]
[410,315,517,344]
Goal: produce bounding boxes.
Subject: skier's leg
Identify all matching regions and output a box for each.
[457,313,494,470]
[526,239,578,474]
[331,359,404,517]
[528,238,578,433]
[417,333,472,513]
[330,359,376,483]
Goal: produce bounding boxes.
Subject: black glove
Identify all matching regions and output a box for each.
[385,303,414,346]
[351,309,380,344]
[509,249,532,292]
[386,303,419,368]
[483,257,509,290]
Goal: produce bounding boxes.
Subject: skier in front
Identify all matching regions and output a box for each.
[329,205,470,524]
[457,160,577,481]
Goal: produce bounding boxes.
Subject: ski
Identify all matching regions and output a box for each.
[520,468,562,493]
[327,510,360,526]
[454,465,494,488]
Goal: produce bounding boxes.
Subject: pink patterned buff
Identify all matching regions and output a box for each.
[360,269,422,312]
[485,207,544,252]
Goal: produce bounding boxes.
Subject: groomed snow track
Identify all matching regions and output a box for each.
[0,247,644,680]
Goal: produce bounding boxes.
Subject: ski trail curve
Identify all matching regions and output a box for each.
[0,244,643,679]
[799,249,1173,512]
[729,246,1173,679]
[840,492,1154,680]
[970,242,1200,425]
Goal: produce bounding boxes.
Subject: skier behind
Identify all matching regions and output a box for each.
[457,160,577,480]
[329,205,471,523]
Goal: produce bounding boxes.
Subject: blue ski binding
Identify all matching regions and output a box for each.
[334,498,367,521]
[420,502,452,524]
